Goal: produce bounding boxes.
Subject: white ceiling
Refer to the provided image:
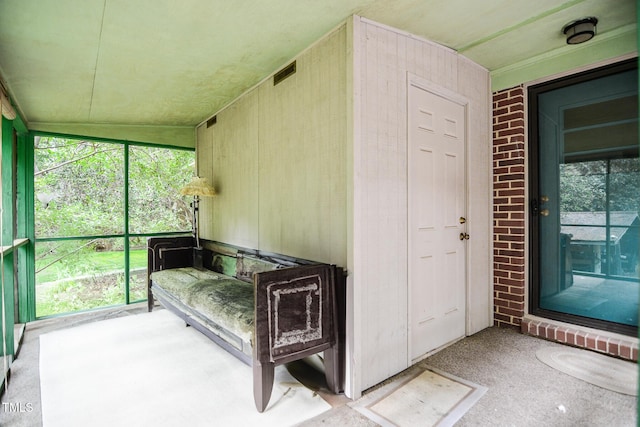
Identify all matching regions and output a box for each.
[0,0,636,145]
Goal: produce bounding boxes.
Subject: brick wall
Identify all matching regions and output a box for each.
[492,85,638,362]
[492,86,526,329]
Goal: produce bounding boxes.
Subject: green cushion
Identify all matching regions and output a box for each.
[150,267,254,342]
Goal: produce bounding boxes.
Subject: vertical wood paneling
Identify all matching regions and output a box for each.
[352,17,490,393]
[258,26,347,265]
[196,24,347,266]
[210,90,260,249]
[458,55,493,334]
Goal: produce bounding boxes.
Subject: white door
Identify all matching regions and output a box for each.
[408,79,467,362]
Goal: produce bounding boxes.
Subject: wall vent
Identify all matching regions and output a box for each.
[273,61,296,86]
[206,115,217,128]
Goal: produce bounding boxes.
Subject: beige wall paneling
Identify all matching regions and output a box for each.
[344,16,360,400]
[457,56,493,335]
[209,90,261,249]
[353,18,412,393]
[351,17,491,393]
[258,25,348,265]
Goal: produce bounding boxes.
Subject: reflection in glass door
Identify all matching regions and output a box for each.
[531,62,638,335]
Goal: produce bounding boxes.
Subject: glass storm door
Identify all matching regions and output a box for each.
[531,62,639,335]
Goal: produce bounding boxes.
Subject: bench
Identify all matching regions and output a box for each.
[147,236,345,412]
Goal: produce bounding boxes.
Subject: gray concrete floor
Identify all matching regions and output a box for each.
[1,304,637,426]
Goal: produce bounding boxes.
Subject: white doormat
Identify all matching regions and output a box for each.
[352,366,487,427]
[536,345,638,396]
[39,309,331,427]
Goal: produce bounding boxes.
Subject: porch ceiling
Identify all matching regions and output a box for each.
[0,0,636,145]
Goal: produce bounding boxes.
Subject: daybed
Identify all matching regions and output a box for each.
[147,236,345,412]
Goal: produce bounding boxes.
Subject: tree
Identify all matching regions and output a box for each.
[34,136,194,240]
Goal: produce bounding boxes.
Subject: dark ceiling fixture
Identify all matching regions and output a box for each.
[563,17,598,45]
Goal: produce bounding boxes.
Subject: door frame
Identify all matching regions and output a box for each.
[527,58,638,337]
[406,73,471,364]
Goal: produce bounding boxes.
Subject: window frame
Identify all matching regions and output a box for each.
[528,58,638,337]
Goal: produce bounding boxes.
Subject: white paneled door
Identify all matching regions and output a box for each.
[408,78,467,362]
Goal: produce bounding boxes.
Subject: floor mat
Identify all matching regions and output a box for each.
[39,310,331,427]
[536,345,638,396]
[352,366,487,427]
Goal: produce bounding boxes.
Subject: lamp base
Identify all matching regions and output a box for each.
[193,247,205,270]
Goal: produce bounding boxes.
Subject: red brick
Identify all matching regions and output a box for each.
[498,307,523,317]
[508,88,524,97]
[493,107,509,117]
[497,143,524,153]
[566,331,576,345]
[576,331,586,347]
[608,339,620,356]
[497,127,525,137]
[496,278,524,287]
[620,343,631,359]
[494,313,511,323]
[493,91,509,102]
[496,112,524,123]
[496,219,525,227]
[498,158,524,167]
[557,328,566,342]
[508,301,524,311]
[510,119,525,128]
[596,337,607,352]
[586,334,596,350]
[497,292,524,301]
[494,298,510,308]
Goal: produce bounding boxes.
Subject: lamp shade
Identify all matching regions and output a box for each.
[180,176,216,197]
[563,17,598,45]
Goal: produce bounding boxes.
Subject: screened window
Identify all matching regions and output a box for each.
[34,136,194,317]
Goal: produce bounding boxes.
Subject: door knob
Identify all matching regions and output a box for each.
[540,209,550,217]
[540,195,549,203]
[459,232,470,240]
[459,216,466,224]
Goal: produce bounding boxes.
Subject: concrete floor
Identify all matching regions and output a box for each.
[1,304,637,426]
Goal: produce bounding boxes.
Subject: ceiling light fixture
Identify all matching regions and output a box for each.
[563,17,598,45]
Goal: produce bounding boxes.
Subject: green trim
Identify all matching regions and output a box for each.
[124,145,130,304]
[491,25,638,92]
[1,117,15,356]
[31,127,195,151]
[1,253,14,356]
[16,132,35,322]
[459,0,586,52]
[31,134,194,318]
[36,231,191,242]
[30,130,195,152]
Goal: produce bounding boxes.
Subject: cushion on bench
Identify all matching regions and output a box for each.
[150,267,254,342]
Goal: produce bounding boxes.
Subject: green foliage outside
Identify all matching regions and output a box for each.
[34,137,195,317]
[560,158,640,213]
